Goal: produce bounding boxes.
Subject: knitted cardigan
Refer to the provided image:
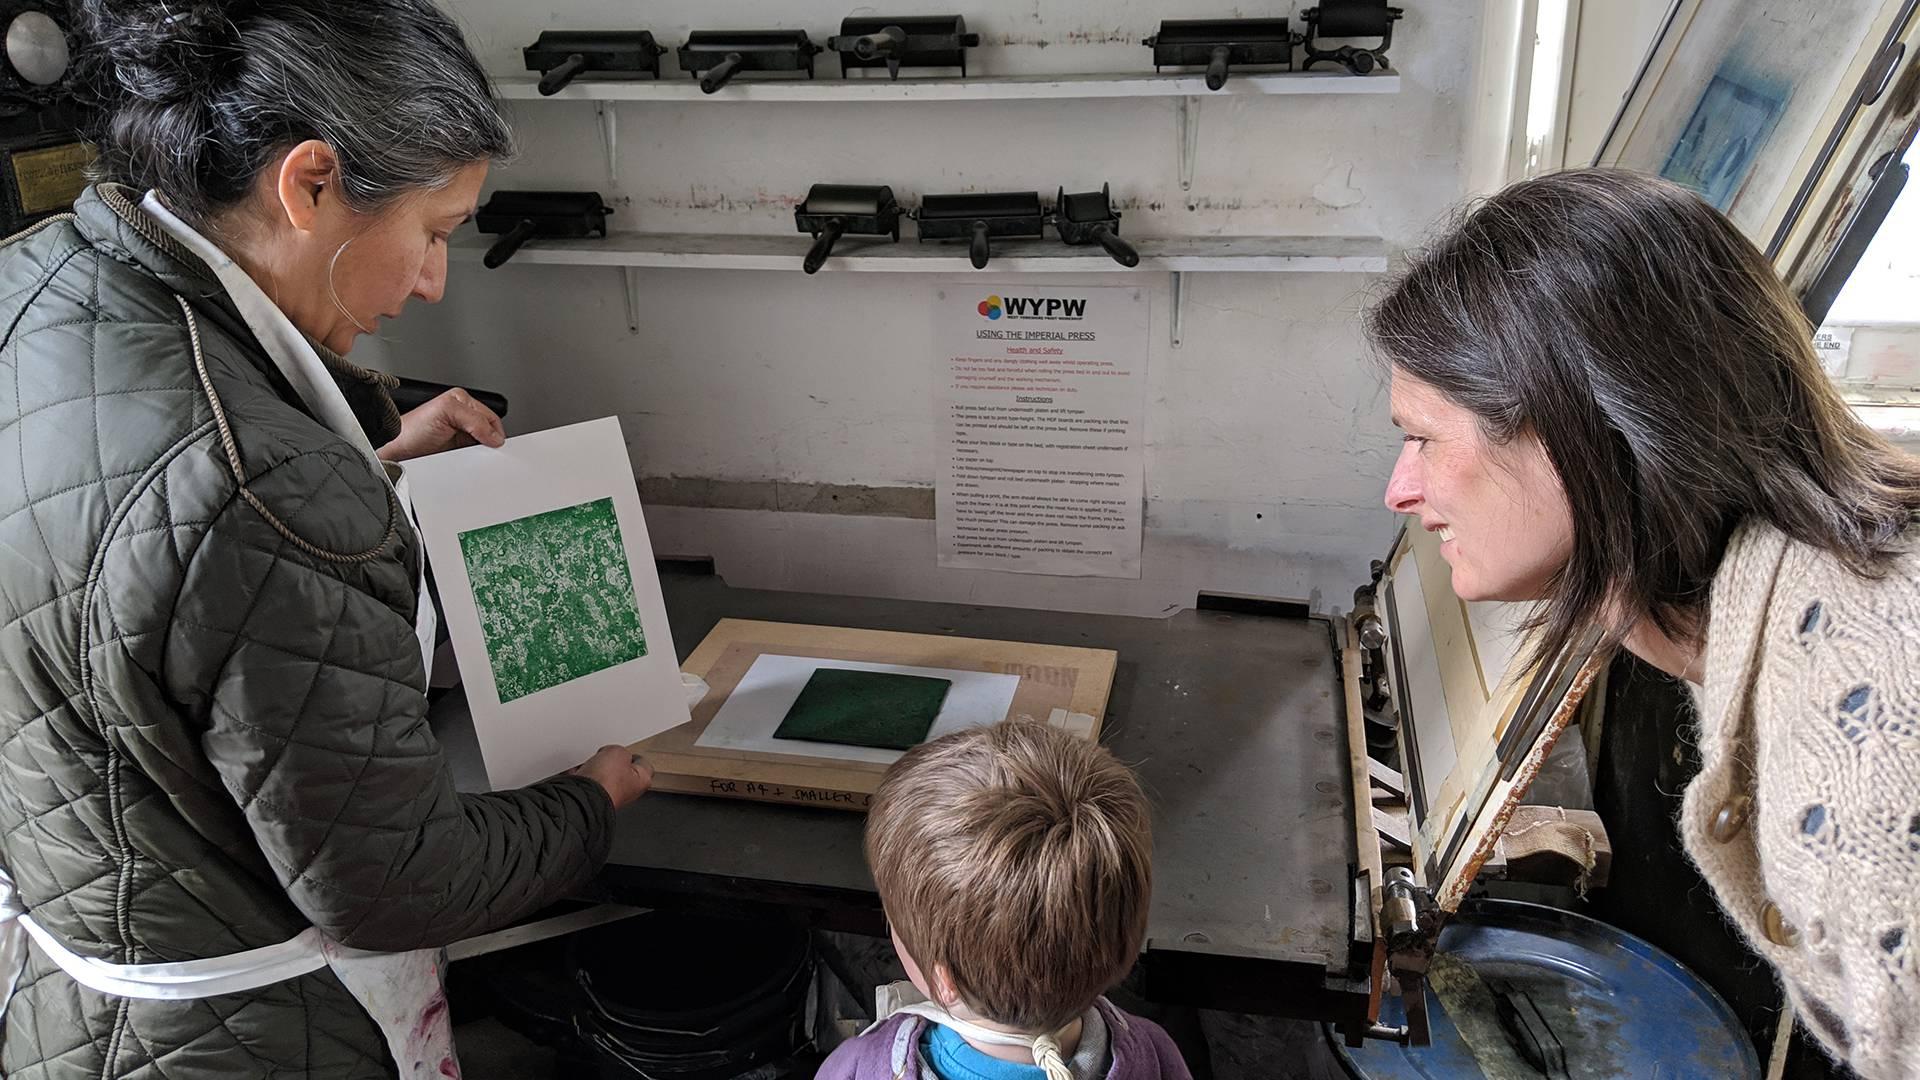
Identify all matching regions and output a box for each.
[1683,521,1920,1078]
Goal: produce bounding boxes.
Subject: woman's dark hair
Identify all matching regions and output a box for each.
[1367,167,1920,671]
[73,0,513,227]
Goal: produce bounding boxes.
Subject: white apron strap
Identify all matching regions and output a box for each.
[1,868,27,1016]
[0,867,455,1080]
[16,914,329,1000]
[5,865,643,1080]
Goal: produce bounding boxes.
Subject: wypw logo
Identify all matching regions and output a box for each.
[977,294,1088,320]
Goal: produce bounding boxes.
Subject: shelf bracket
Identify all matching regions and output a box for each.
[1177,95,1201,194]
[1170,271,1186,349]
[621,267,641,335]
[597,101,619,186]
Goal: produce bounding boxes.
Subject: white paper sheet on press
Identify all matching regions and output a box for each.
[695,655,1022,765]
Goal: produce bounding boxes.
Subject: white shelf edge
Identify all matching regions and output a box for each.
[454,233,1389,274]
[494,70,1401,103]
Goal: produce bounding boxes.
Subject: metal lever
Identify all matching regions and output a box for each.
[968,220,991,269]
[483,219,537,269]
[1383,866,1435,1048]
[804,219,845,275]
[1205,44,1231,90]
[1090,225,1140,267]
[700,51,745,93]
[539,52,589,95]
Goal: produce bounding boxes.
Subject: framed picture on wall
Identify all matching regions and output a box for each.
[1660,69,1790,210]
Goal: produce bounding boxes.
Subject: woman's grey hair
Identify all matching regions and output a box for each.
[75,0,513,227]
[1367,168,1920,674]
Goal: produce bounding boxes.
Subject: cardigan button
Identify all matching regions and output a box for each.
[1710,795,1753,843]
[1762,902,1801,947]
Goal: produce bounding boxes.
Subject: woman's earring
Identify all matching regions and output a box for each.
[328,237,376,336]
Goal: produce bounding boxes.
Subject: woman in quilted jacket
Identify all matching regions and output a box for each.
[0,1,652,1076]
[1370,168,1920,1078]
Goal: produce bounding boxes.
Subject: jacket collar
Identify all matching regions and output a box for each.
[883,999,1137,1080]
[1697,521,1794,755]
[71,183,404,446]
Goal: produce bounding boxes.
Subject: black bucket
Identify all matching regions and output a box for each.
[565,912,816,1079]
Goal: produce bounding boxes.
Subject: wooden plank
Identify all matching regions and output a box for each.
[633,619,1116,810]
[1372,806,1412,852]
[1341,618,1384,940]
[1366,756,1404,797]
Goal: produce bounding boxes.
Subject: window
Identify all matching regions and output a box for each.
[1818,139,1920,406]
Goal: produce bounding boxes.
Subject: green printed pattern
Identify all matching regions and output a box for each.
[459,497,648,703]
[773,668,952,750]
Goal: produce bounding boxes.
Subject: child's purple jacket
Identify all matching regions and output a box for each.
[816,999,1194,1080]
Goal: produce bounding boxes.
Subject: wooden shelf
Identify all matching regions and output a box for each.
[454,232,1390,274]
[493,70,1400,103]
[456,232,1388,346]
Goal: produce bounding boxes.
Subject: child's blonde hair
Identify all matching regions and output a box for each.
[865,718,1153,1032]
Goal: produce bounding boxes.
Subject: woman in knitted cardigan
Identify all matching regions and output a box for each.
[1368,168,1920,1079]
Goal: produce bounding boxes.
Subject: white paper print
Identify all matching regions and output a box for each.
[694,654,1020,766]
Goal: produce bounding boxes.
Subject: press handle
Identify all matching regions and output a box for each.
[539,52,589,95]
[1206,44,1231,90]
[1093,225,1139,268]
[804,219,845,275]
[968,220,991,270]
[483,219,538,269]
[700,52,745,94]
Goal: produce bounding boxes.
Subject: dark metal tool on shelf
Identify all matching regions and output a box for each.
[1143,18,1295,90]
[827,15,981,79]
[794,184,903,274]
[916,191,1046,270]
[1301,0,1404,75]
[522,31,667,95]
[677,30,822,94]
[475,191,613,269]
[1052,184,1139,267]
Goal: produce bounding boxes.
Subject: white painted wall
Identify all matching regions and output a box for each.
[363,0,1505,618]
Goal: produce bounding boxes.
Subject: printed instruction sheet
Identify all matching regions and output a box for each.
[934,284,1149,578]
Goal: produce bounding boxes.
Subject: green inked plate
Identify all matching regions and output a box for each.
[772,667,953,751]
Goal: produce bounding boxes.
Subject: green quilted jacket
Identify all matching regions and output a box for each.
[0,185,617,1078]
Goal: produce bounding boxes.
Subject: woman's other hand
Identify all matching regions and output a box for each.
[571,745,655,809]
[379,387,505,462]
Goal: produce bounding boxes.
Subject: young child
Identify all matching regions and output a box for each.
[820,718,1192,1080]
